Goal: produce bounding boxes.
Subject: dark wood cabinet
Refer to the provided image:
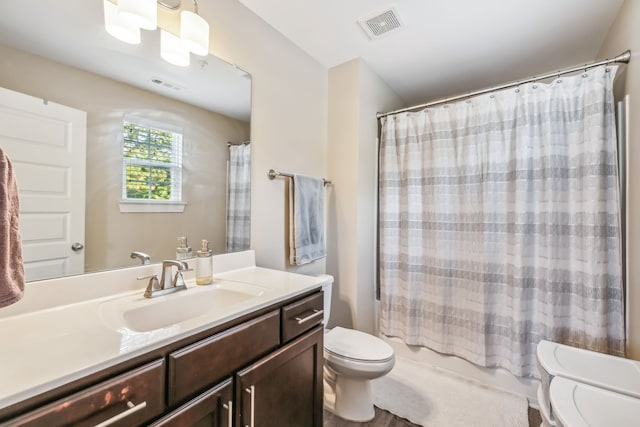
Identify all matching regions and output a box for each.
[237,327,323,427]
[1,290,323,427]
[5,360,165,427]
[150,379,233,427]
[167,311,280,406]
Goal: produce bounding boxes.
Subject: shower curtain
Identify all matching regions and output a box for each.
[378,65,625,377]
[226,143,251,252]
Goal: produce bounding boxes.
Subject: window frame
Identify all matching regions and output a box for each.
[119,115,186,213]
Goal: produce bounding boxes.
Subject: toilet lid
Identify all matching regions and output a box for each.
[537,340,640,399]
[550,377,640,427]
[324,327,394,362]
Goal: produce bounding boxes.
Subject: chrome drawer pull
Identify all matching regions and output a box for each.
[93,400,147,427]
[294,309,323,325]
[244,385,255,427]
[223,400,233,427]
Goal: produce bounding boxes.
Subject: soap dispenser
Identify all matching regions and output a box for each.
[176,236,192,260]
[196,239,213,285]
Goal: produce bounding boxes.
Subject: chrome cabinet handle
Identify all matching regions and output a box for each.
[244,385,255,427]
[93,400,147,427]
[294,309,324,325]
[223,400,233,427]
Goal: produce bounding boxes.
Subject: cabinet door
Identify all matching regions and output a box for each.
[150,378,233,427]
[236,327,323,427]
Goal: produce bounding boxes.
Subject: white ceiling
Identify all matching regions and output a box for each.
[237,0,625,106]
[0,0,251,121]
[0,1,625,116]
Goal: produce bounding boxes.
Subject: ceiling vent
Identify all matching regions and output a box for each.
[358,6,405,40]
[150,78,183,91]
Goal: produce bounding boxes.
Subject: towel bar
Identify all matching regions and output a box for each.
[268,169,332,186]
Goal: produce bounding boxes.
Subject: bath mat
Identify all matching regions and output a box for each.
[371,356,529,427]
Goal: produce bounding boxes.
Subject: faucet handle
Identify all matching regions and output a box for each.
[138,274,160,298]
[172,270,190,288]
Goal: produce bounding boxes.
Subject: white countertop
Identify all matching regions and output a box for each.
[0,253,324,411]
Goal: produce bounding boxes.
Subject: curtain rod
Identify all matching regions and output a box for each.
[227,141,251,147]
[377,50,631,119]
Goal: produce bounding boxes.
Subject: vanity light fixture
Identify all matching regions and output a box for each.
[180,3,209,56]
[103,0,210,67]
[103,0,141,45]
[118,0,157,30]
[160,29,191,67]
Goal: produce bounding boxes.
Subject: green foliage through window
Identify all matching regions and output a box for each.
[122,121,182,201]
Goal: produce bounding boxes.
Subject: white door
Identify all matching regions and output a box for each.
[0,87,87,281]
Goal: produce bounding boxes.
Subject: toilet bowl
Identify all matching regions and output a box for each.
[536,339,640,423]
[537,384,556,427]
[317,275,395,422]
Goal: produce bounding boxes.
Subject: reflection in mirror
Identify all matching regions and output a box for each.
[0,0,252,282]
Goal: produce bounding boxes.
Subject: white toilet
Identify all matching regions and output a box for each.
[536,340,640,427]
[318,275,395,422]
[549,377,640,427]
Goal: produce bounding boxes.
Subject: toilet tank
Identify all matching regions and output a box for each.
[316,274,334,326]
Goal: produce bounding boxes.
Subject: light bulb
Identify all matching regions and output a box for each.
[161,30,190,67]
[103,0,140,44]
[118,0,157,31]
[180,10,209,56]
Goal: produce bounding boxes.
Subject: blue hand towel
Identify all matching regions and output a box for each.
[289,175,326,265]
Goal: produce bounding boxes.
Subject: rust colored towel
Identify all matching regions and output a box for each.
[0,147,24,307]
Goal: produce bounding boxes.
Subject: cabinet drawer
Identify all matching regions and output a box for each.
[7,359,165,427]
[281,292,324,343]
[167,310,280,406]
[149,378,233,427]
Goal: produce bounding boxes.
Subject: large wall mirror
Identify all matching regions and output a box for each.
[0,0,252,282]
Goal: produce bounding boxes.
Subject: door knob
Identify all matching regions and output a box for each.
[71,242,84,252]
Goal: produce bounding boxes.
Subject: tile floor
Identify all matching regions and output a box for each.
[323,406,542,426]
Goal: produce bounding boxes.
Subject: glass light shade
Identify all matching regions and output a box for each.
[161,30,190,67]
[118,0,157,31]
[180,11,209,56]
[103,0,140,44]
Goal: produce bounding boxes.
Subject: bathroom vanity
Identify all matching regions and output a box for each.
[0,251,324,426]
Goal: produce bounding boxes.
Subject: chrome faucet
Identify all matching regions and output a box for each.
[160,259,189,289]
[130,251,151,265]
[138,259,191,298]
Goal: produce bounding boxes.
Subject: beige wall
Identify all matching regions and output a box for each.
[326,59,404,332]
[208,0,328,275]
[0,44,249,272]
[597,0,640,359]
[2,0,329,276]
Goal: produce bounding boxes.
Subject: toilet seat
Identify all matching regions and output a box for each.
[536,340,640,401]
[324,327,394,362]
[549,377,640,427]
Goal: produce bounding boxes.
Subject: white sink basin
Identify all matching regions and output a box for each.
[100,281,266,333]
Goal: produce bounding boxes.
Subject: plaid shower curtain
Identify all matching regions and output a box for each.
[226,143,251,252]
[378,65,625,377]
